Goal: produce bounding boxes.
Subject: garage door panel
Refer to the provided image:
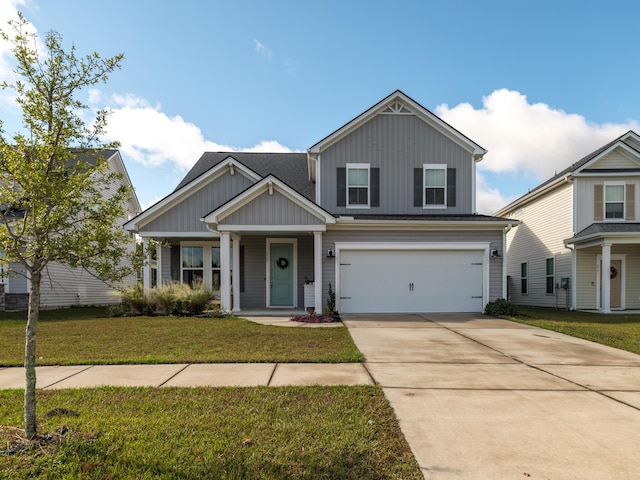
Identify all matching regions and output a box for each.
[339,249,484,314]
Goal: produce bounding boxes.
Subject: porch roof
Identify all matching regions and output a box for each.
[565,222,640,247]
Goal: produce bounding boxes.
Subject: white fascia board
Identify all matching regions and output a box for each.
[565,232,640,248]
[576,142,640,172]
[136,231,221,239]
[203,175,335,225]
[329,219,516,231]
[108,151,142,213]
[124,157,261,231]
[218,225,327,233]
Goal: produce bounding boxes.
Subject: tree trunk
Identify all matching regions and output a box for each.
[24,268,41,439]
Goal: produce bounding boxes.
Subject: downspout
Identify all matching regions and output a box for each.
[502,223,513,299]
[564,174,576,310]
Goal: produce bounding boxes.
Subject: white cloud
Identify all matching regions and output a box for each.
[475,173,513,215]
[98,93,294,170]
[436,89,640,182]
[253,40,273,60]
[0,0,31,115]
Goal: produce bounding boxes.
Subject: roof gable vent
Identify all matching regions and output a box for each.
[382,101,412,114]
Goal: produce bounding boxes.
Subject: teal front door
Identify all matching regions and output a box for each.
[270,243,294,306]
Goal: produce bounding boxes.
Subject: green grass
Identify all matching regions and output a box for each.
[0,307,363,366]
[511,306,640,354]
[0,386,422,480]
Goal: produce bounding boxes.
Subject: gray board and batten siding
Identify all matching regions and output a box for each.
[139,170,255,233]
[219,190,326,226]
[320,114,475,215]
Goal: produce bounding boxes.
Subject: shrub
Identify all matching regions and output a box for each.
[484,298,520,317]
[119,283,148,315]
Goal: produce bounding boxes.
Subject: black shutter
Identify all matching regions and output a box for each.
[337,168,346,207]
[447,168,456,207]
[413,168,422,207]
[370,168,380,207]
[171,245,180,281]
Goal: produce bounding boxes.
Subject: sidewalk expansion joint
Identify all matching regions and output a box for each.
[267,363,278,386]
[361,363,378,385]
[42,365,94,389]
[157,363,191,387]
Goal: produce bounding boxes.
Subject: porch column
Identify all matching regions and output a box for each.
[232,235,241,313]
[142,238,151,298]
[314,232,323,313]
[601,243,611,313]
[220,232,231,311]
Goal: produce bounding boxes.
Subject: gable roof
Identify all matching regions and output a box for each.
[202,174,335,231]
[175,152,313,200]
[495,131,640,216]
[307,90,487,159]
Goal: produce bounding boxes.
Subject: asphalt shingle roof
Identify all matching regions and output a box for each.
[175,152,314,200]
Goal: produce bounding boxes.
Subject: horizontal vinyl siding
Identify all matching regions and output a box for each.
[320,114,474,215]
[575,177,640,232]
[590,151,638,169]
[322,229,503,311]
[38,263,135,308]
[504,183,573,308]
[141,172,254,233]
[220,191,324,226]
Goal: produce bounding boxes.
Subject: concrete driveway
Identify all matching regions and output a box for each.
[342,313,640,480]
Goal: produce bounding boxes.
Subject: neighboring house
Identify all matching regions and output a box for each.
[0,149,141,309]
[495,131,640,313]
[124,91,513,314]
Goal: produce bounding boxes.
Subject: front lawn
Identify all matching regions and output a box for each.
[0,386,422,480]
[511,306,640,355]
[0,308,363,366]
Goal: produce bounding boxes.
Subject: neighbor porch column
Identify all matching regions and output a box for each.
[314,232,323,313]
[142,238,151,297]
[220,232,231,311]
[156,242,162,287]
[232,235,241,313]
[601,243,611,313]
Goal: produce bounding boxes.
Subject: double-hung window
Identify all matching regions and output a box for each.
[346,163,370,208]
[521,262,528,294]
[546,258,555,294]
[604,183,624,219]
[182,246,204,286]
[424,164,446,208]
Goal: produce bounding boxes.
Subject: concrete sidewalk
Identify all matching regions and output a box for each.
[343,313,640,480]
[0,362,372,389]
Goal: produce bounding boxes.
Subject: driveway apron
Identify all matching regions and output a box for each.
[343,313,640,480]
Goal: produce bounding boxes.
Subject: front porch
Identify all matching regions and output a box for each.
[567,224,640,312]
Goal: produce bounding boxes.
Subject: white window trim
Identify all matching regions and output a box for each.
[423,163,447,209]
[345,163,370,209]
[521,261,528,295]
[545,257,555,295]
[604,181,625,221]
[180,241,221,291]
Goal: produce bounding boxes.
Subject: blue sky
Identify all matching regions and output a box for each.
[1,0,639,213]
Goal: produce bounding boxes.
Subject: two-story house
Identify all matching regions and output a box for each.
[496,131,640,312]
[124,91,513,314]
[0,149,141,310]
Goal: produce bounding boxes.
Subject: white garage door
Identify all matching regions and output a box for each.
[339,249,484,313]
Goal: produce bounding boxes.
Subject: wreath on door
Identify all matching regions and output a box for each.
[276,257,289,269]
[610,266,618,279]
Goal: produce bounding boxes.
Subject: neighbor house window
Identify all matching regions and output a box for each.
[182,246,204,286]
[546,257,555,294]
[424,164,446,207]
[521,262,528,294]
[346,163,370,207]
[605,183,624,219]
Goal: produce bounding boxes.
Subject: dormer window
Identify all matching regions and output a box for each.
[346,163,370,208]
[604,183,624,219]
